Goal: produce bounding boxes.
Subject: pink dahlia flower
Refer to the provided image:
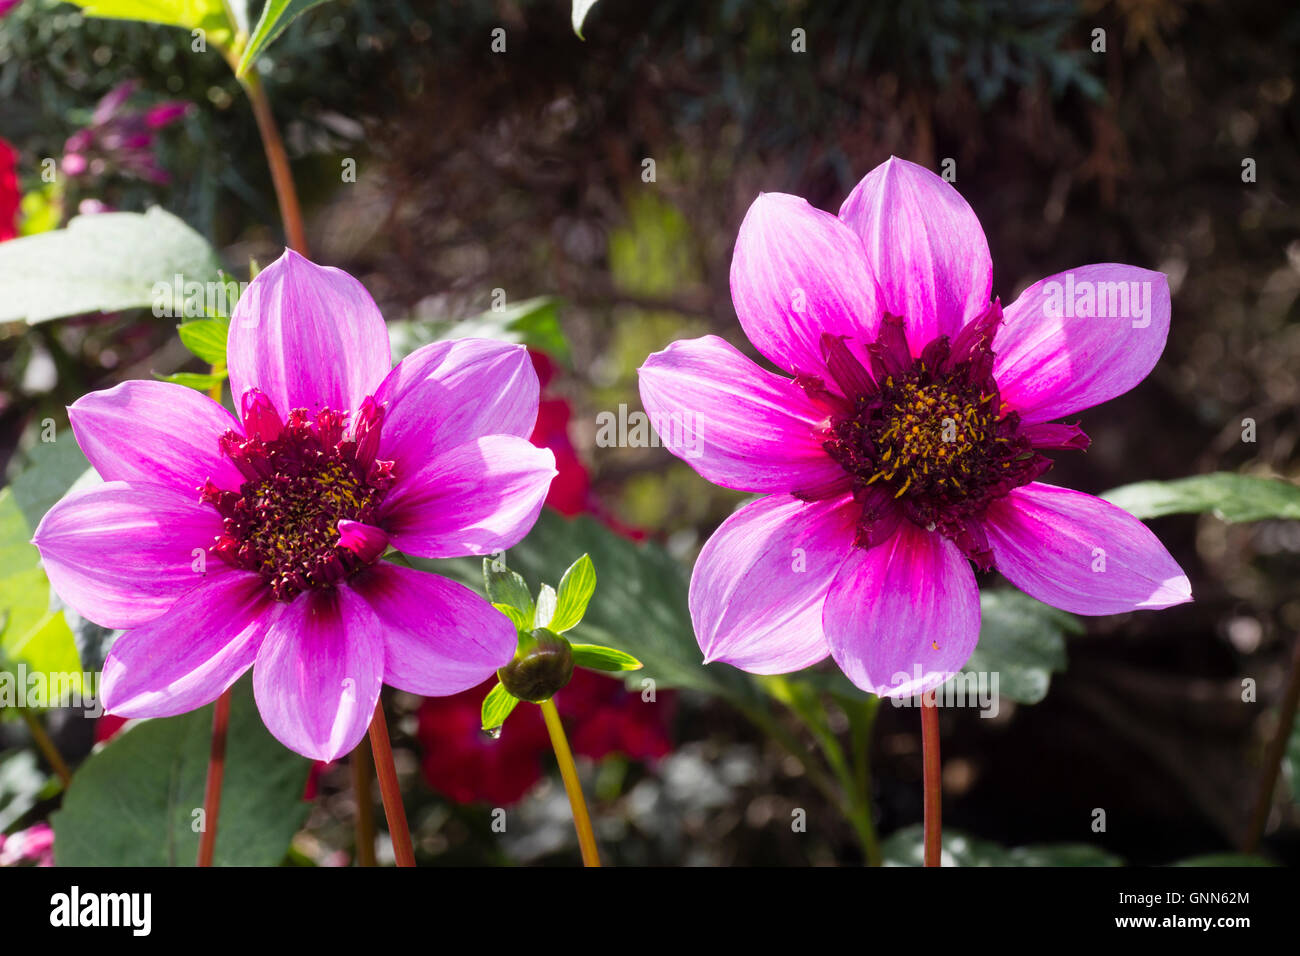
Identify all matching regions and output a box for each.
[638,157,1192,698]
[33,250,557,760]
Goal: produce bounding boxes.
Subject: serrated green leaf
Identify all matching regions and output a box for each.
[533,584,557,628]
[154,370,227,392]
[480,681,519,732]
[482,557,534,617]
[1102,473,1300,523]
[236,0,335,77]
[550,552,595,633]
[177,317,230,364]
[0,207,222,325]
[571,643,642,672]
[66,0,237,50]
[51,676,311,865]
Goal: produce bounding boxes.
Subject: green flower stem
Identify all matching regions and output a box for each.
[845,695,882,867]
[921,693,942,867]
[351,732,378,867]
[539,696,601,867]
[368,698,415,867]
[197,687,232,866]
[1243,634,1300,853]
[19,707,71,788]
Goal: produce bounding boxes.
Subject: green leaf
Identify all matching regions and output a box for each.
[388,297,570,365]
[572,0,600,39]
[480,681,519,732]
[492,603,531,633]
[482,557,534,618]
[66,0,237,51]
[154,370,227,393]
[236,0,335,77]
[418,511,763,707]
[533,584,557,629]
[882,825,1122,867]
[961,589,1079,705]
[177,317,231,364]
[6,428,92,532]
[0,489,83,694]
[571,643,642,672]
[0,750,49,831]
[550,553,595,633]
[0,207,223,325]
[1102,473,1300,523]
[51,677,311,865]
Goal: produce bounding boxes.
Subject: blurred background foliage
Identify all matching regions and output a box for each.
[1,0,1299,865]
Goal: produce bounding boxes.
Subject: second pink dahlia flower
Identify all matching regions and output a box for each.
[639,157,1192,698]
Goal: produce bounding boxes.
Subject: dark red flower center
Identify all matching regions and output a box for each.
[202,390,395,601]
[797,302,1088,568]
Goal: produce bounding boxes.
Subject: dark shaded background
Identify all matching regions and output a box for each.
[1,0,1298,864]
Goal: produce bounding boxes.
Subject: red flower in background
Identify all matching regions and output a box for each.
[0,138,20,241]
[417,669,674,806]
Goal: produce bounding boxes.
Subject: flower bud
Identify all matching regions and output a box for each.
[497,628,574,702]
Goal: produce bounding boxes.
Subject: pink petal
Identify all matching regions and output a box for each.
[380,435,556,558]
[227,250,391,420]
[638,335,846,494]
[838,157,993,352]
[101,572,272,718]
[69,380,244,496]
[993,264,1171,423]
[336,520,388,563]
[350,563,516,696]
[32,481,230,628]
[252,587,384,761]
[730,192,882,376]
[984,483,1192,615]
[823,522,981,697]
[373,338,538,472]
[691,493,860,674]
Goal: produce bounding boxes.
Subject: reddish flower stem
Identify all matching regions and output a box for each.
[920,693,942,867]
[367,699,415,867]
[540,697,601,867]
[240,70,309,256]
[197,688,232,867]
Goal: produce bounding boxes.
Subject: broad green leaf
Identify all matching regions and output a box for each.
[482,558,534,618]
[882,825,1122,867]
[572,0,600,39]
[154,370,227,392]
[961,589,1079,705]
[67,0,237,52]
[388,297,570,365]
[1103,473,1300,523]
[0,489,83,695]
[419,511,763,707]
[571,643,642,672]
[52,677,311,865]
[480,681,519,732]
[533,584,557,629]
[550,553,595,633]
[177,317,231,364]
[235,0,334,77]
[0,207,222,324]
